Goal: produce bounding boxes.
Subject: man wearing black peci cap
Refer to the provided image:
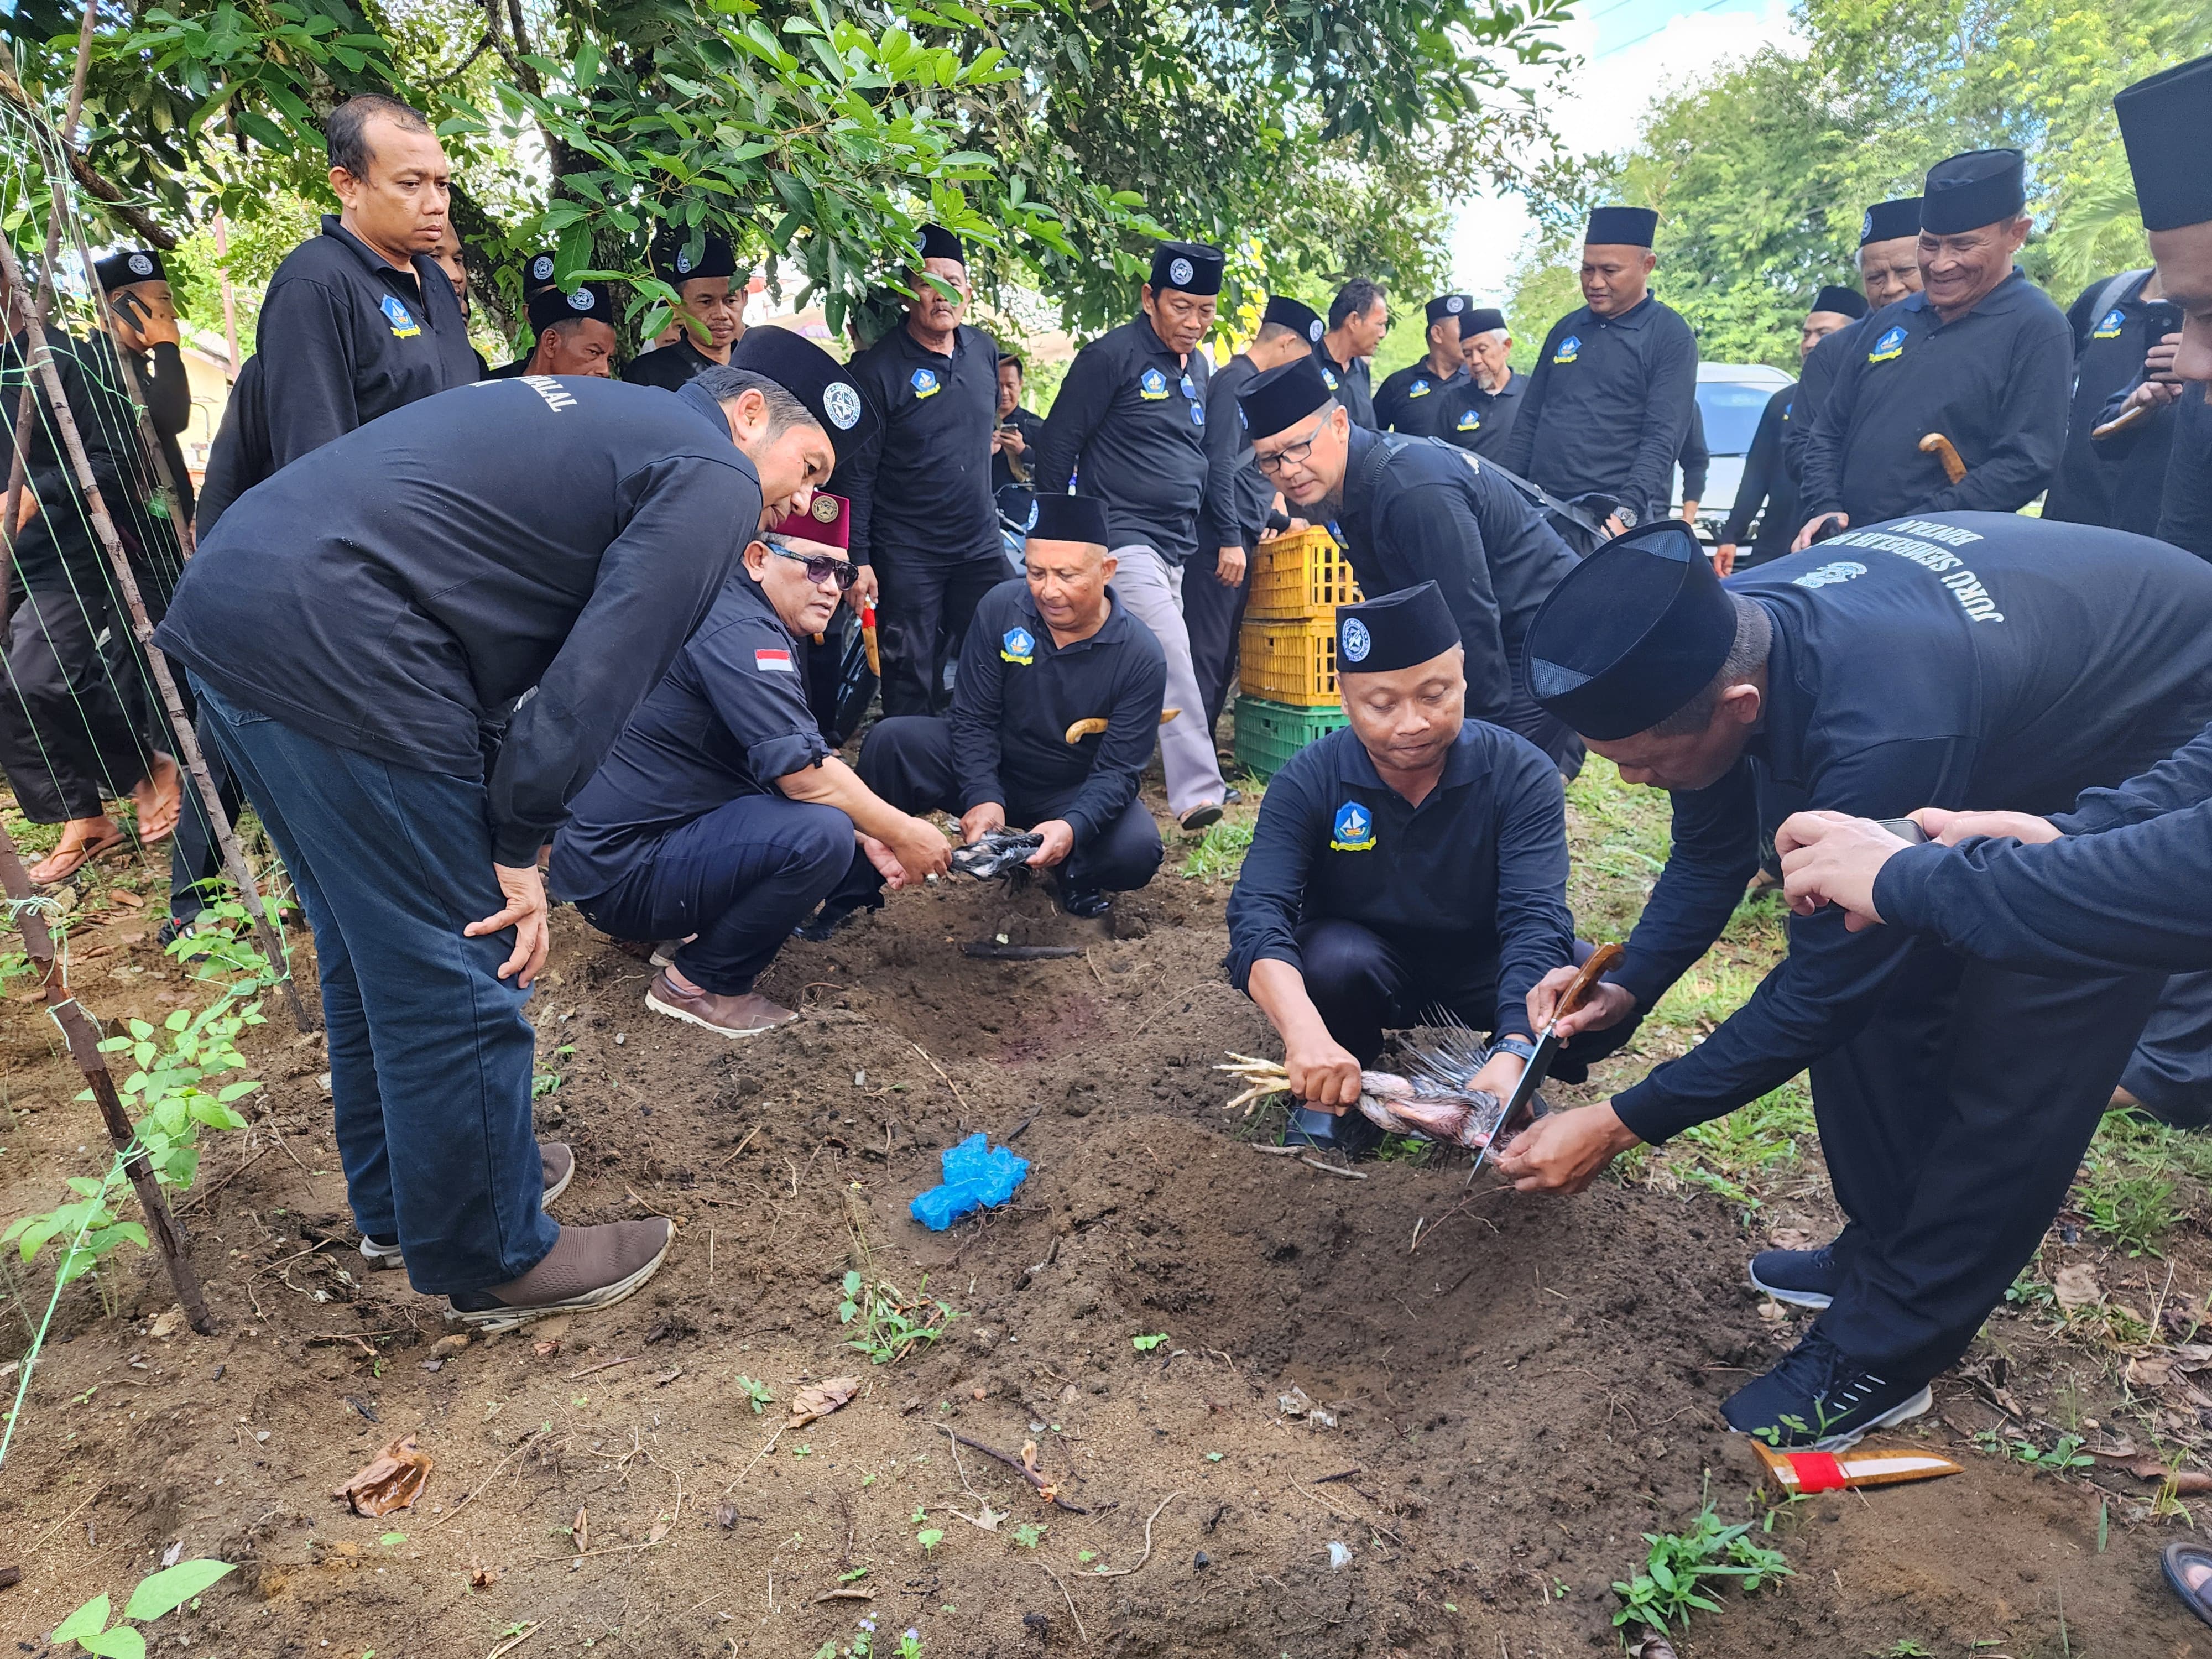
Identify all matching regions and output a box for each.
[1782,197,1923,489]
[1495,513,2212,1448]
[1239,354,1585,773]
[489,283,620,379]
[624,226,746,392]
[840,226,1005,717]
[1317,280,1385,429]
[1373,295,1471,437]
[519,251,560,301]
[83,247,196,530]
[1714,285,1867,575]
[1225,581,1574,1158]
[805,493,1168,932]
[1186,293,1326,741]
[1496,206,1699,555]
[1034,241,1234,831]
[2042,260,2175,535]
[1436,306,1524,460]
[1796,152,2071,549]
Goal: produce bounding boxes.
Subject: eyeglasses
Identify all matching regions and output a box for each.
[766,541,859,590]
[1253,415,1333,476]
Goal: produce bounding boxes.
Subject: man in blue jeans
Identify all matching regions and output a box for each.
[155,342,870,1328]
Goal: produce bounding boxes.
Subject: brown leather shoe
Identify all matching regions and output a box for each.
[444,1218,675,1331]
[644,971,798,1037]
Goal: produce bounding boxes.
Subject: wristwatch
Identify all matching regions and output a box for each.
[1491,1035,1539,1064]
[1614,505,1639,529]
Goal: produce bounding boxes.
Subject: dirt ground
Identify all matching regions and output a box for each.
[2,765,2210,1659]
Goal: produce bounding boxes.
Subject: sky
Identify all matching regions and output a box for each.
[1449,0,1805,299]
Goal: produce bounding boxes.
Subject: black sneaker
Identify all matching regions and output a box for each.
[1057,886,1112,920]
[1223,787,1244,806]
[1283,1104,1384,1160]
[1748,1243,1841,1310]
[794,900,870,942]
[1721,1327,1932,1449]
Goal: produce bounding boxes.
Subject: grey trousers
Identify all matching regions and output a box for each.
[1109,544,1225,816]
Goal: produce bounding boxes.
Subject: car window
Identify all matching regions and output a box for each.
[1695,380,1773,455]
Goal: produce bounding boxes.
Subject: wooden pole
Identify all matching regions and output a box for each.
[213,213,242,377]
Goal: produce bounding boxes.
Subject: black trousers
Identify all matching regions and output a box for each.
[1296,917,1504,1066]
[2120,970,2212,1128]
[825,715,1164,910]
[0,580,152,822]
[1814,936,2166,1378]
[169,705,246,924]
[1493,658,1585,780]
[1182,538,1250,741]
[875,551,1010,718]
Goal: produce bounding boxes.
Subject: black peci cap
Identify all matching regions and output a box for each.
[1425,294,1473,326]
[916,223,966,266]
[526,282,617,335]
[92,248,166,292]
[1149,241,1225,296]
[1027,493,1109,547]
[1809,284,1869,320]
[2115,53,2212,232]
[1859,197,1923,246]
[1523,521,1739,740]
[1261,294,1325,343]
[650,225,738,284]
[521,251,560,296]
[1237,355,1335,442]
[1920,149,2026,235]
[725,326,879,465]
[1337,583,1460,675]
[1585,206,1658,247]
[1461,306,1506,336]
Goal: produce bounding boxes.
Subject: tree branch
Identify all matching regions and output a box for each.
[0,55,176,249]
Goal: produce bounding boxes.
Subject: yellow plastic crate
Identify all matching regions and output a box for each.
[1240,614,1340,707]
[1245,526,1362,619]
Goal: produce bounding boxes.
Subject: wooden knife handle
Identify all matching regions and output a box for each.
[1917,431,1968,484]
[2092,401,2150,441]
[1552,942,1625,1025]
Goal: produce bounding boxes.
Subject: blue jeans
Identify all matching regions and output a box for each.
[192,679,556,1294]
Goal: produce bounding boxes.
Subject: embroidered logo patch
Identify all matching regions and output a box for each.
[2092,307,2127,340]
[531,254,555,282]
[1860,208,1875,242]
[1552,335,1580,364]
[1000,627,1036,665]
[1168,256,1194,286]
[1139,367,1170,400]
[823,382,863,430]
[911,367,941,399]
[567,288,597,311]
[1455,408,1480,431]
[1024,499,1040,531]
[1867,325,1908,363]
[811,495,841,524]
[755,648,795,672]
[128,252,154,278]
[1331,801,1376,852]
[379,295,421,339]
[1340,617,1371,664]
[1792,560,1868,590]
[1408,379,1430,398]
[1321,366,1340,392]
[1446,295,1464,314]
[1309,319,1324,342]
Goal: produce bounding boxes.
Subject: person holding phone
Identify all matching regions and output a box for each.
[2045,263,2178,534]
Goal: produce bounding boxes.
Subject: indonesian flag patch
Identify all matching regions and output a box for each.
[755,648,795,673]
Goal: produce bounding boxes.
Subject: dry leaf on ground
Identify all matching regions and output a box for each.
[2127,1355,2174,1389]
[789,1376,859,1427]
[331,1435,432,1516]
[2053,1263,2101,1312]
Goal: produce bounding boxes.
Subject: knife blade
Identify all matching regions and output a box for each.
[1467,941,1625,1186]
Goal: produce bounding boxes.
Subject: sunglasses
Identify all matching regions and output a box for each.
[765,541,859,591]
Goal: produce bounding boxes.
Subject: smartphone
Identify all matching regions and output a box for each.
[2145,300,2183,342]
[1873,817,1931,846]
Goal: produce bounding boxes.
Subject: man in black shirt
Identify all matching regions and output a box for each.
[808,493,1168,930]
[1317,280,1385,429]
[1224,582,1572,1156]
[488,284,620,379]
[1496,207,1700,554]
[1034,241,1233,830]
[622,227,745,392]
[1797,150,2071,548]
[2043,265,2172,532]
[842,226,1004,716]
[552,493,953,1036]
[1374,295,1470,436]
[989,349,1047,494]
[1437,307,1524,459]
[1715,285,1867,573]
[1782,197,1923,488]
[154,349,867,1328]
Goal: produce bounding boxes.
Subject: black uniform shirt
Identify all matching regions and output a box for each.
[1798,272,2072,525]
[1494,293,1699,526]
[1374,358,1467,438]
[1606,514,2212,1146]
[1317,347,1378,429]
[1034,315,1219,565]
[1223,719,1572,1040]
[0,326,128,592]
[549,569,832,901]
[154,376,759,864]
[1780,319,1860,488]
[990,405,1047,494]
[73,333,196,525]
[193,352,268,536]
[2045,272,2166,531]
[1436,371,1527,461]
[950,578,1167,844]
[620,334,724,393]
[1332,427,1580,722]
[2086,369,2185,544]
[2158,385,2212,559]
[254,215,479,472]
[842,322,999,567]
[1678,402,1710,503]
[1201,352,1270,542]
[1718,383,1799,565]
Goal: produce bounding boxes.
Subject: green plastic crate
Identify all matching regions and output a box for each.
[1233,694,1348,781]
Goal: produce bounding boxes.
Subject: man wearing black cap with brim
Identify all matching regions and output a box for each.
[1225,581,1573,1157]
[150,339,867,1331]
[805,492,1170,932]
[624,225,746,392]
[1035,241,1235,831]
[1714,285,1868,575]
[1496,512,2212,1448]
[1436,307,1523,460]
[1796,152,2071,549]
[1186,293,1326,743]
[490,283,621,379]
[1781,197,1922,489]
[1373,295,1471,438]
[1496,207,1699,555]
[1239,354,1585,773]
[839,225,1006,717]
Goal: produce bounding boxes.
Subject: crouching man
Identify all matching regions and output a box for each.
[1223,582,1575,1157]
[802,493,1168,934]
[550,491,954,1037]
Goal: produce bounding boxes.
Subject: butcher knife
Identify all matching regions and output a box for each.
[1467,941,1625,1186]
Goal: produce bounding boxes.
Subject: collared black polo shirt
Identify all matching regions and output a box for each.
[842,321,1000,567]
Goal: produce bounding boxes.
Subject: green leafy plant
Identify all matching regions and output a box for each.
[1181,817,1254,881]
[2077,1165,2180,1257]
[531,1073,563,1098]
[1131,1333,1168,1352]
[916,1526,945,1557]
[1009,1522,1046,1549]
[1611,1499,1792,1631]
[839,1271,961,1365]
[1971,1429,2095,1474]
[736,1375,774,1414]
[51,1559,236,1656]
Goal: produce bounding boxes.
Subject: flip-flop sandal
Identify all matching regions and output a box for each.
[29,826,127,885]
[133,755,185,843]
[2162,1540,2212,1627]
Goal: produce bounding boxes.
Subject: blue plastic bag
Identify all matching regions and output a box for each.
[910,1132,1029,1231]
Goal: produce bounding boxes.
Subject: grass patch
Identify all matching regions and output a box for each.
[1181,817,1254,881]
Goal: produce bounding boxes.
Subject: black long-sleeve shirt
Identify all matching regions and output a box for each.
[1677,402,1709,503]
[1798,272,2071,526]
[1780,320,1858,489]
[1202,352,1270,543]
[990,405,1047,494]
[1608,513,2212,1146]
[2153,383,2212,559]
[2045,271,2166,532]
[193,353,268,536]
[1330,427,1580,721]
[620,335,723,394]
[1494,293,1698,526]
[1034,315,1219,565]
[155,376,758,863]
[1436,371,1527,461]
[1223,719,1571,1041]
[1374,357,1467,438]
[73,333,195,525]
[947,578,1166,844]
[1,325,129,594]
[1719,383,1798,564]
[841,322,999,568]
